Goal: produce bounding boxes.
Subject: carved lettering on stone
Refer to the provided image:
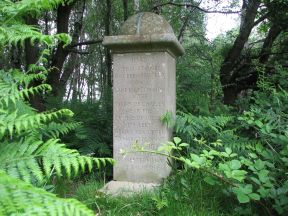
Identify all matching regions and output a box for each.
[113,52,175,183]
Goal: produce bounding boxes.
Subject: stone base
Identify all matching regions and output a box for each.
[99,181,159,196]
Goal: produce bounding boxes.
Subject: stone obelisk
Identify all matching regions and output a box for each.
[102,12,184,193]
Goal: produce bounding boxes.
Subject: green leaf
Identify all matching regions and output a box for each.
[229,160,241,170]
[231,170,247,182]
[204,176,217,185]
[219,163,230,172]
[258,170,269,183]
[248,153,258,159]
[249,193,260,201]
[221,152,229,158]
[237,193,250,203]
[225,147,232,155]
[250,177,261,185]
[257,187,269,197]
[173,137,181,145]
[255,120,263,128]
[190,162,200,169]
[183,159,199,169]
[179,143,189,147]
[233,186,253,204]
[242,184,253,194]
[190,154,204,166]
[254,159,265,170]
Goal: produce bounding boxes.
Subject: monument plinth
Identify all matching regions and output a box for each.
[102,12,184,193]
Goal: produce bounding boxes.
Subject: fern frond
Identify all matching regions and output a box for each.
[0,170,95,216]
[0,70,51,107]
[0,69,46,86]
[0,108,74,138]
[0,24,58,48]
[176,111,233,139]
[0,23,71,51]
[11,69,47,86]
[174,112,261,152]
[219,130,262,151]
[0,0,112,213]
[40,122,82,138]
[0,138,114,184]
[0,83,52,107]
[0,0,65,23]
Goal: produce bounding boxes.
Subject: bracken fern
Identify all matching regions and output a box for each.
[0,59,113,216]
[0,171,95,216]
[0,0,113,215]
[175,111,233,141]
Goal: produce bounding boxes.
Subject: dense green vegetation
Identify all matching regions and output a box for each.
[0,0,287,215]
[72,172,236,216]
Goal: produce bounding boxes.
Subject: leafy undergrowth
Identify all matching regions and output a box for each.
[70,171,237,216]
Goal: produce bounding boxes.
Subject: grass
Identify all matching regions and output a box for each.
[71,170,238,216]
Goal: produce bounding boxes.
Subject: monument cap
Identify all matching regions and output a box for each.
[119,12,174,35]
[103,12,184,57]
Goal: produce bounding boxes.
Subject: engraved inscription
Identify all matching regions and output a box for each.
[113,52,175,183]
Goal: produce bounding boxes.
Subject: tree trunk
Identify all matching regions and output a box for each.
[122,0,128,21]
[104,0,112,88]
[59,0,86,100]
[47,3,74,97]
[220,0,261,105]
[259,24,282,64]
[178,14,190,44]
[223,86,238,106]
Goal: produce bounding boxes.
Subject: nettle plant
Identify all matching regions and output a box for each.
[127,100,288,215]
[0,0,113,215]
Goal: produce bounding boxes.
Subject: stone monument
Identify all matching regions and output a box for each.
[102,12,184,193]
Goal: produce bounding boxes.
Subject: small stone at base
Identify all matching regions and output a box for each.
[99,181,159,196]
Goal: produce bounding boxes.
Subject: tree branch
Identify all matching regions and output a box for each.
[151,2,240,14]
[69,39,103,48]
[253,12,270,27]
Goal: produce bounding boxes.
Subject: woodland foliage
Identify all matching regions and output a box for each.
[128,77,288,215]
[0,0,288,216]
[0,0,112,215]
[135,65,288,215]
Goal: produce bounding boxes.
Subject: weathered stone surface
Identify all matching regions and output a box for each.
[103,34,184,58]
[113,52,175,183]
[103,12,184,58]
[119,12,174,35]
[99,181,158,196]
[103,12,184,185]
